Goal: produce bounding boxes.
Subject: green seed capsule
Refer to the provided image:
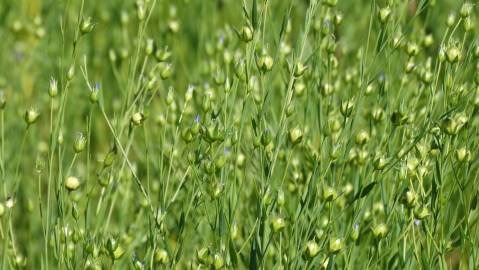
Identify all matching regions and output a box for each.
[329,238,344,253]
[351,224,359,241]
[289,127,303,145]
[414,206,430,220]
[213,254,224,269]
[304,240,320,258]
[378,6,391,24]
[258,55,274,73]
[239,26,253,42]
[271,217,286,233]
[322,186,337,202]
[80,17,95,34]
[154,249,169,264]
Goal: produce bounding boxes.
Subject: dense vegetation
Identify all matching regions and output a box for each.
[0,0,478,269]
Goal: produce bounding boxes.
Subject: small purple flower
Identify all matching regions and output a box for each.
[414,219,421,226]
[224,147,230,155]
[354,223,359,230]
[95,82,101,91]
[195,114,201,123]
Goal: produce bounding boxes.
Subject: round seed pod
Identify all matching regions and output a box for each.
[65,176,80,191]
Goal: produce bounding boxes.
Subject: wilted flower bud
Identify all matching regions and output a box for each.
[25,108,39,126]
[49,77,58,97]
[73,133,87,153]
[160,63,173,79]
[460,2,473,18]
[65,176,80,191]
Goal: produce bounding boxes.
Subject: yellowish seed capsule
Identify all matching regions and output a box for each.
[65,176,80,191]
[271,217,286,233]
[378,6,391,24]
[372,223,388,238]
[154,249,169,264]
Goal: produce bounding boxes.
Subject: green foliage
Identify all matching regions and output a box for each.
[0,0,478,269]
